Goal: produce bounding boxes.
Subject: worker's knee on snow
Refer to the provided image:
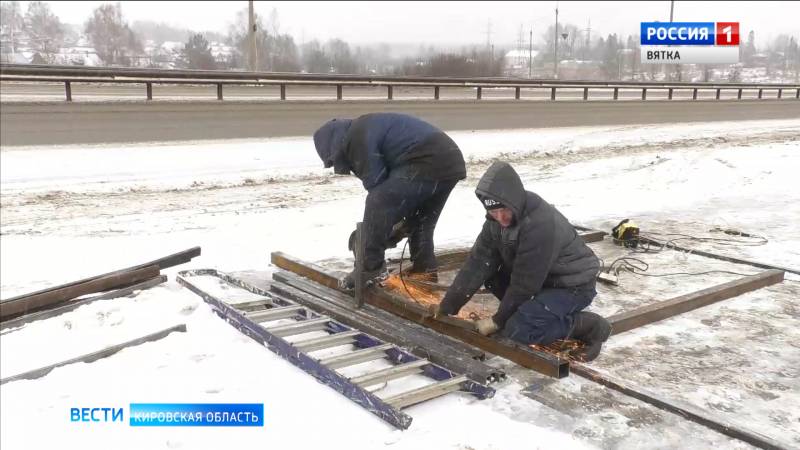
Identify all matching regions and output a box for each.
[501,301,572,346]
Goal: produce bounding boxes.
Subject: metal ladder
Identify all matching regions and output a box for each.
[177,269,494,429]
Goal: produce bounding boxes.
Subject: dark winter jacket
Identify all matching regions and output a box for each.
[313,113,466,190]
[439,161,600,327]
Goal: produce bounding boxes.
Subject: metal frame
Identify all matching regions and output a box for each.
[270,252,569,378]
[2,64,797,103]
[176,269,493,430]
[608,270,785,335]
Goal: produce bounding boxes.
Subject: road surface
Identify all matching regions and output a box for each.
[1,97,798,146]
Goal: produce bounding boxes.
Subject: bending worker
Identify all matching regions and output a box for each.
[436,161,611,361]
[313,112,466,289]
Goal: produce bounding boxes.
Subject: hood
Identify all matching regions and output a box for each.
[313,118,353,174]
[475,161,527,218]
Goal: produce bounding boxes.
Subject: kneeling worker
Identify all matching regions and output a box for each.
[436,161,611,361]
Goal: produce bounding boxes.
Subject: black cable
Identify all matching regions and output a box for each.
[608,256,759,278]
[397,238,421,304]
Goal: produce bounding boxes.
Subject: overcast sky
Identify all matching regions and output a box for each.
[18,1,800,48]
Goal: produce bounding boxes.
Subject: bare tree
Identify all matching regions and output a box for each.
[24,1,64,60]
[326,39,357,74]
[301,39,329,73]
[84,3,142,66]
[0,1,25,56]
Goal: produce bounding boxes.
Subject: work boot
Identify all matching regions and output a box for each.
[339,263,389,291]
[569,311,612,362]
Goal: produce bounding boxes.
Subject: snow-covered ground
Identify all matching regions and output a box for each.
[1,118,799,449]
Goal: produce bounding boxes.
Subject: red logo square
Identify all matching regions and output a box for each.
[716,22,740,45]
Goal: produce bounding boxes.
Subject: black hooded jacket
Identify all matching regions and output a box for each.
[313,113,466,190]
[439,161,600,327]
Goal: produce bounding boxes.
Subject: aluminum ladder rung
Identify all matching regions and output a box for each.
[293,330,361,352]
[246,305,305,323]
[382,375,468,409]
[264,317,331,337]
[231,298,274,311]
[350,360,429,387]
[319,343,393,369]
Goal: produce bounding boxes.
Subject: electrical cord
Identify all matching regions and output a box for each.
[606,256,760,278]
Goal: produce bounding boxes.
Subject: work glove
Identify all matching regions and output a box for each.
[338,264,389,291]
[475,317,499,336]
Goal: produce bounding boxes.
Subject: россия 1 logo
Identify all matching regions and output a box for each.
[640,22,740,64]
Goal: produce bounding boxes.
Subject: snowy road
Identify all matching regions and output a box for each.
[1,118,799,449]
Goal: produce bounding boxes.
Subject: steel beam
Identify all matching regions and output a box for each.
[1,324,187,385]
[570,363,791,450]
[608,270,785,335]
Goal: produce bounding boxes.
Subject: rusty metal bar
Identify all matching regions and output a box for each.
[777,88,782,99]
[613,87,618,100]
[476,86,482,99]
[1,275,167,331]
[758,88,763,99]
[434,86,439,100]
[337,84,342,100]
[570,363,790,450]
[64,81,72,101]
[715,88,721,100]
[515,87,521,99]
[0,247,200,321]
[280,84,286,100]
[641,88,647,100]
[583,87,588,100]
[668,88,673,100]
[0,266,159,321]
[738,88,742,99]
[387,85,393,100]
[693,88,698,100]
[608,270,785,335]
[551,87,556,100]
[146,82,152,100]
[216,83,222,100]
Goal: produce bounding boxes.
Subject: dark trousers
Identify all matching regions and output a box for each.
[485,270,597,345]
[362,177,458,272]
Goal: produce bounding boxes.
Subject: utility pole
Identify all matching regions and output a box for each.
[529,27,533,78]
[670,0,674,22]
[554,2,559,79]
[584,19,591,61]
[248,0,258,71]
